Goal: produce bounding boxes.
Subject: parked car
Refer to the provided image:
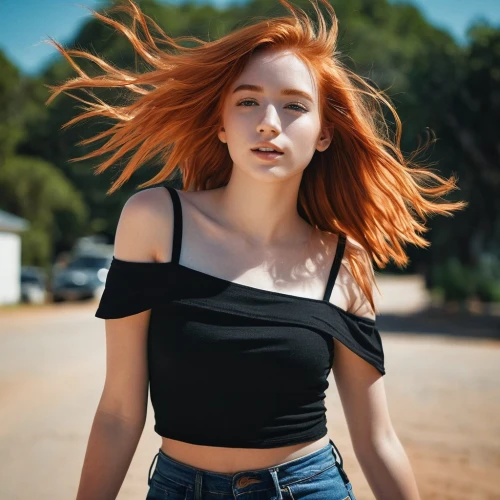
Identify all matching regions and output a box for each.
[51,254,112,302]
[20,266,47,304]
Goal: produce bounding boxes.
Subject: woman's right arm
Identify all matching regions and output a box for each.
[76,187,173,500]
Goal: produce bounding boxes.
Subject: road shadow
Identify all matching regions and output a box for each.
[377,307,500,340]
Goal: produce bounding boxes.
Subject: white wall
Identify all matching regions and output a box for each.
[0,232,21,305]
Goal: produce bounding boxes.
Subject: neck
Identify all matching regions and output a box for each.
[214,174,312,248]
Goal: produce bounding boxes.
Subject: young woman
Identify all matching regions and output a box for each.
[48,1,463,499]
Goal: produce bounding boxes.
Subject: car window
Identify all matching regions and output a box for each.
[67,256,111,269]
[21,275,41,284]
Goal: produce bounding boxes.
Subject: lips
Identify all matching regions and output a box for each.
[251,149,284,160]
[251,148,283,153]
[251,143,284,154]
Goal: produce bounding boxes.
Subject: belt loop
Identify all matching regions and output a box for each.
[269,467,283,500]
[148,451,160,486]
[194,470,203,500]
[329,438,343,469]
[329,439,350,485]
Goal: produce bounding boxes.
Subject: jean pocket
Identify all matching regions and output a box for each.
[283,464,351,500]
[148,470,189,500]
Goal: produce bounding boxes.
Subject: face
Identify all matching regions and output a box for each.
[218,49,332,183]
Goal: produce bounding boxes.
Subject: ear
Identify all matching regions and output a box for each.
[218,126,227,144]
[316,127,332,152]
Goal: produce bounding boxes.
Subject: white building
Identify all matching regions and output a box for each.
[0,210,29,305]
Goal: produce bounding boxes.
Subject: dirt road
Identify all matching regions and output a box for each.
[0,277,499,499]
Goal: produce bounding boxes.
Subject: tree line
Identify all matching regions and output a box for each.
[0,0,499,301]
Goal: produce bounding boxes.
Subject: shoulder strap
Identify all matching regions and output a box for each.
[322,233,347,301]
[164,186,183,264]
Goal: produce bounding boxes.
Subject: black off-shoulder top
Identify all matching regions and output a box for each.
[96,186,385,448]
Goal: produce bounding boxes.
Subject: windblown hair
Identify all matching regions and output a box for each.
[47,0,465,311]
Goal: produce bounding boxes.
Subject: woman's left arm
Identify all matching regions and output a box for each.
[332,339,421,500]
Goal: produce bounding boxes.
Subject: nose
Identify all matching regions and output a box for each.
[256,105,281,136]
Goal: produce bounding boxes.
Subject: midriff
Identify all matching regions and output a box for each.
[160,435,330,474]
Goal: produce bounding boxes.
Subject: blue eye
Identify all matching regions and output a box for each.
[237,99,258,106]
[287,103,308,113]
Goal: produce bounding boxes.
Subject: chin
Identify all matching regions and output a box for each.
[247,165,304,182]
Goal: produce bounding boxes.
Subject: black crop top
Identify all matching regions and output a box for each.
[96,186,385,448]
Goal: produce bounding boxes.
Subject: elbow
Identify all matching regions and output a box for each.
[352,427,399,459]
[93,407,147,445]
[98,383,149,430]
[96,399,148,432]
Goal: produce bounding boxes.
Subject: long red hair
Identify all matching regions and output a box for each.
[46,0,465,311]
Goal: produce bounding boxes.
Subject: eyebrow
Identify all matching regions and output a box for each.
[232,84,314,103]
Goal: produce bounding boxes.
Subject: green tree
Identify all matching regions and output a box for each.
[0,156,88,267]
[400,21,500,280]
[0,52,26,161]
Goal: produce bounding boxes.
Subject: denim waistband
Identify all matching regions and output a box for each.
[148,438,349,497]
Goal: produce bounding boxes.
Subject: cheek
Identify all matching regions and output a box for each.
[223,118,247,156]
[286,118,320,147]
[224,113,252,143]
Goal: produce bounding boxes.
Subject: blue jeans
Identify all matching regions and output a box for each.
[146,438,356,499]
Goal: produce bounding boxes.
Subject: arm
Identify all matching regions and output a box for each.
[332,342,420,500]
[333,252,421,500]
[76,311,150,500]
[76,187,173,500]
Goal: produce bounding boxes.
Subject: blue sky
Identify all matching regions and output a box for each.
[1,0,499,75]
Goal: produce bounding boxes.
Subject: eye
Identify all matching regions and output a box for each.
[236,99,258,107]
[287,102,308,113]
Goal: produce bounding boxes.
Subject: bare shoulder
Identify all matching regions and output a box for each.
[114,186,174,262]
[335,234,376,320]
